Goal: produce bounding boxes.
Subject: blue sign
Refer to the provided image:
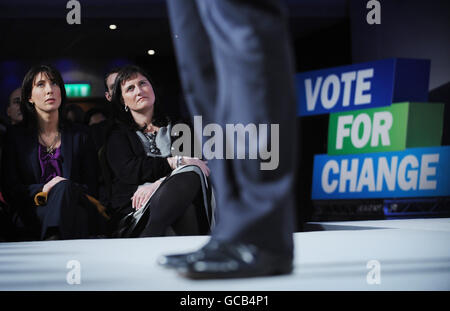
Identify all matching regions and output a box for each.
[312,146,450,199]
[296,58,430,116]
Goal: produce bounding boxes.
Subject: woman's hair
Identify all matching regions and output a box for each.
[20,64,67,131]
[110,65,168,131]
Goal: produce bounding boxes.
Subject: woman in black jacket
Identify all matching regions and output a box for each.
[106,65,214,238]
[1,64,102,240]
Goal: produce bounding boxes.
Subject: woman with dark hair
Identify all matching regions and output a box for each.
[1,64,103,240]
[106,65,214,237]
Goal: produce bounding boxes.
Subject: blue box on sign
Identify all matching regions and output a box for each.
[311,146,450,200]
[296,58,430,116]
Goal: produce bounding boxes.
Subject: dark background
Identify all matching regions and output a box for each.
[1,0,449,230]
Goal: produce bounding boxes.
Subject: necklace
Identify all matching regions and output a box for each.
[39,132,60,154]
[144,131,161,155]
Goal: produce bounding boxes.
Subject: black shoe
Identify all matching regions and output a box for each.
[157,240,218,269]
[43,227,60,241]
[166,240,293,279]
[43,234,60,241]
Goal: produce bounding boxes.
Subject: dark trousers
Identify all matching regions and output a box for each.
[167,0,298,256]
[36,180,97,240]
[119,172,210,238]
[140,171,208,237]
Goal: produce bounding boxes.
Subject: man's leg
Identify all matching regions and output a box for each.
[167,0,224,227]
[195,0,298,256]
[166,0,218,126]
[164,0,298,277]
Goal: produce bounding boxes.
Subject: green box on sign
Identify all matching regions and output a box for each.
[327,102,444,155]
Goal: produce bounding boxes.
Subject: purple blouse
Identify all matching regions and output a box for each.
[38,143,62,184]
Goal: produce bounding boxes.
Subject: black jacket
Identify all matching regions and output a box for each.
[1,123,98,214]
[105,124,173,217]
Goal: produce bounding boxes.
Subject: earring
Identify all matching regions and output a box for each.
[124,105,129,112]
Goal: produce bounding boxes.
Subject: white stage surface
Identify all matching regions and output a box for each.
[1,218,449,291]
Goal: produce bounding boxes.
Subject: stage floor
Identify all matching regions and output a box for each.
[1,218,449,291]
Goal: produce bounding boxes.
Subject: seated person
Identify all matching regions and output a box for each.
[85,106,112,152]
[88,68,120,153]
[106,65,214,238]
[7,87,23,125]
[86,69,121,216]
[63,103,85,125]
[1,64,104,240]
[85,107,109,126]
[85,106,112,212]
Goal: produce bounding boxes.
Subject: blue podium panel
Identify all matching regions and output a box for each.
[296,58,430,116]
[312,146,450,199]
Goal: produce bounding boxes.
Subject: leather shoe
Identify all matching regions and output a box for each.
[157,240,218,269]
[43,234,60,241]
[161,239,293,279]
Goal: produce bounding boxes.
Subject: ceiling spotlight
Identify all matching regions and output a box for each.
[109,24,117,30]
[148,49,155,55]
